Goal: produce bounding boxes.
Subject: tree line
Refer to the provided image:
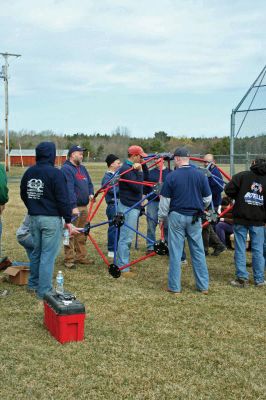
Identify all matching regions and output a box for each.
[0,128,265,161]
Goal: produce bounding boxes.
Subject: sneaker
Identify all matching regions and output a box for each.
[0,289,9,298]
[64,263,76,269]
[181,260,188,265]
[26,287,37,296]
[163,288,181,296]
[255,281,266,287]
[108,251,114,258]
[200,290,208,295]
[230,278,249,288]
[75,258,93,265]
[211,245,226,256]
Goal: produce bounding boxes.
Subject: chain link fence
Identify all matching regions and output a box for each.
[191,153,266,175]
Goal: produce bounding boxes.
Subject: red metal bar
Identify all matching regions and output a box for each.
[216,165,231,181]
[119,178,154,187]
[159,158,164,183]
[119,251,156,271]
[86,198,95,222]
[189,156,231,181]
[119,155,159,178]
[147,159,162,170]
[88,189,108,222]
[93,155,160,198]
[88,234,110,267]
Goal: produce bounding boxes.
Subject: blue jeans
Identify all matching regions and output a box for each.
[146,201,168,250]
[234,224,265,284]
[29,216,63,299]
[17,234,34,261]
[168,212,209,292]
[106,204,117,252]
[116,201,140,272]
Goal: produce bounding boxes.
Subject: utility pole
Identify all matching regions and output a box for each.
[0,52,21,171]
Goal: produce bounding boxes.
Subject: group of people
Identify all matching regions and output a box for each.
[0,141,265,300]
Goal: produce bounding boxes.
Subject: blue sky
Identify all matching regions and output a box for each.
[0,0,265,137]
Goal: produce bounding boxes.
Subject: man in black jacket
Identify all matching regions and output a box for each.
[20,142,78,299]
[225,158,266,287]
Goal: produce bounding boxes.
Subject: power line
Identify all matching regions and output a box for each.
[0,52,21,172]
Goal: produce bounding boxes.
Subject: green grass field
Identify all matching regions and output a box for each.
[0,163,265,400]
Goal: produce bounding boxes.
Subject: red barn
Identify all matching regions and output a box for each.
[9,149,68,167]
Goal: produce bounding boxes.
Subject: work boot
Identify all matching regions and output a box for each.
[230,278,249,288]
[0,257,12,271]
[211,244,226,256]
[255,281,266,287]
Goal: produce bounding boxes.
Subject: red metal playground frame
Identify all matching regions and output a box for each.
[78,154,232,278]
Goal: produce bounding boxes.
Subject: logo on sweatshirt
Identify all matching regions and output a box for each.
[27,179,44,199]
[244,181,264,206]
[75,171,87,181]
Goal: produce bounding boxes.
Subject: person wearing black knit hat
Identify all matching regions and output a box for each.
[101,154,121,257]
[105,154,119,168]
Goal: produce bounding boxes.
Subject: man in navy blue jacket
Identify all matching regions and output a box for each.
[202,153,226,256]
[61,145,94,268]
[101,154,121,258]
[159,147,212,295]
[145,163,171,254]
[116,145,148,277]
[20,142,76,299]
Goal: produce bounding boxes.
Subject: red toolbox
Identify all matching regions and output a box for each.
[43,291,86,344]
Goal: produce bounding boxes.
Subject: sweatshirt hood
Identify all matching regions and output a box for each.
[250,159,266,176]
[36,142,56,165]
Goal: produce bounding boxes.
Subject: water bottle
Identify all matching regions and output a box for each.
[63,228,70,246]
[56,271,64,294]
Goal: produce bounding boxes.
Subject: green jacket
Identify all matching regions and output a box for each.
[0,164,8,205]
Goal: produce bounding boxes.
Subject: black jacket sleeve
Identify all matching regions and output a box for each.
[224,173,242,199]
[20,171,28,208]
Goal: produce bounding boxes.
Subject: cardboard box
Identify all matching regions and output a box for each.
[3,266,30,285]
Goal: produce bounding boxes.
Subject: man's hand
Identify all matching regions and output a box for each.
[72,207,80,216]
[159,220,164,230]
[65,223,81,236]
[133,163,142,171]
[89,195,95,201]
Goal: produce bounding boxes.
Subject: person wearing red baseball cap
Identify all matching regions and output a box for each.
[116,145,148,278]
[127,145,148,158]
